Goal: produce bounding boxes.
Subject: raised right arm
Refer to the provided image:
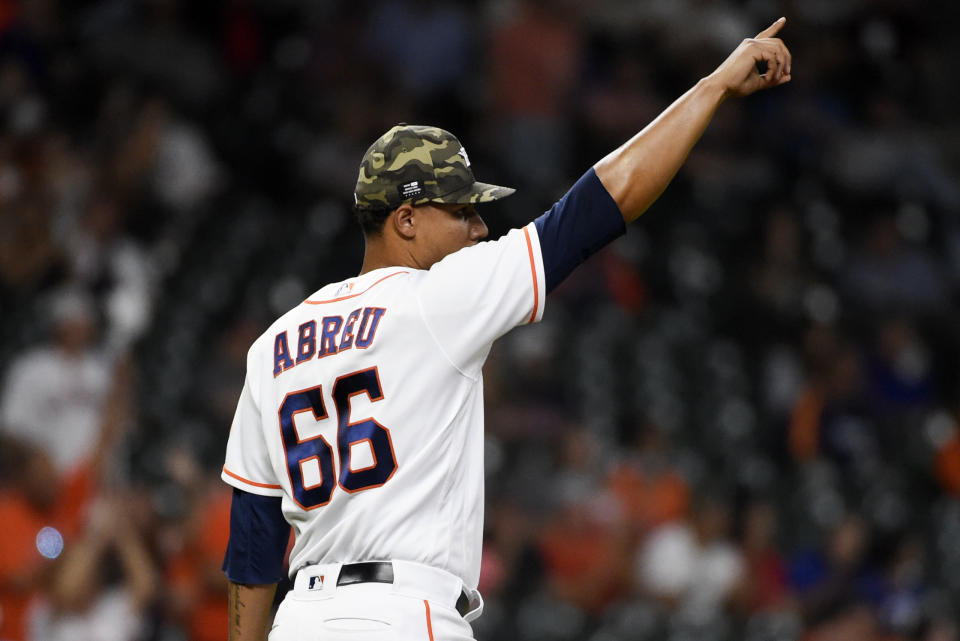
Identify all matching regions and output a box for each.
[531,19,792,294]
[594,18,792,223]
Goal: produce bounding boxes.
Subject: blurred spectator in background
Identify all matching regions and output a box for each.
[27,492,157,641]
[538,490,630,615]
[636,490,745,622]
[187,316,263,453]
[0,194,64,304]
[489,0,583,198]
[607,423,689,537]
[789,328,878,469]
[87,2,225,110]
[933,409,960,500]
[1,290,111,474]
[874,534,928,638]
[59,193,156,354]
[825,91,960,211]
[163,449,233,641]
[364,0,472,107]
[789,513,882,630]
[802,604,880,641]
[480,499,543,606]
[109,96,219,214]
[922,619,960,641]
[841,213,948,315]
[734,500,791,614]
[865,317,934,417]
[580,42,661,154]
[538,430,631,614]
[750,208,810,340]
[0,341,132,641]
[0,437,94,641]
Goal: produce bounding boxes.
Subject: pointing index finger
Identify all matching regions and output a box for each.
[756,17,786,39]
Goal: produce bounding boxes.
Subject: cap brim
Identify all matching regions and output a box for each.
[429,181,516,205]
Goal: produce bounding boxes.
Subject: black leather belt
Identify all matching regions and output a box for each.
[337,562,471,617]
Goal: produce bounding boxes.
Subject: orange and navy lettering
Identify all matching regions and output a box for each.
[318,316,343,357]
[338,308,362,350]
[272,306,387,378]
[356,307,386,349]
[278,385,336,510]
[296,320,317,364]
[332,366,396,493]
[273,332,294,377]
[276,366,398,509]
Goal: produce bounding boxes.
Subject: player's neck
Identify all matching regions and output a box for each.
[358,242,418,275]
[358,256,391,275]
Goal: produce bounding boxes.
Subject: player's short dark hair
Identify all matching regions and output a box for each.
[354,205,394,237]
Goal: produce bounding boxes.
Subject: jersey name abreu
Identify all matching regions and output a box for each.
[222,223,545,589]
[273,307,386,377]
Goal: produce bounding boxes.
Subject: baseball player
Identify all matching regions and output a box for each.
[221,19,791,641]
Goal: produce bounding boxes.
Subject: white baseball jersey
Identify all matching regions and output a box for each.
[222,222,545,589]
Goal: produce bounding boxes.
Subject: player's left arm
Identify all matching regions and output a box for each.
[228,581,277,641]
[223,488,290,641]
[595,18,791,222]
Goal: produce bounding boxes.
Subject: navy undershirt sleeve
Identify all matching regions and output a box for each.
[534,168,626,294]
[222,488,291,584]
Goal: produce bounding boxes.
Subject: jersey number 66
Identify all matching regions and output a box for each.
[278,366,398,510]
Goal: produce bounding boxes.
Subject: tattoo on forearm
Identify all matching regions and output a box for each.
[229,583,245,640]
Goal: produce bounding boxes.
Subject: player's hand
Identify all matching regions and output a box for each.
[709,17,792,99]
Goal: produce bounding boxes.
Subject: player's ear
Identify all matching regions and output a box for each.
[392,204,416,240]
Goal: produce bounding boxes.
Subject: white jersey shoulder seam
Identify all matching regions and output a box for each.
[412,278,478,382]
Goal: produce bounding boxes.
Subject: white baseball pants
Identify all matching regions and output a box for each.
[269,561,482,641]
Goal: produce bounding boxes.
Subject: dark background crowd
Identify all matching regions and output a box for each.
[2,1,959,640]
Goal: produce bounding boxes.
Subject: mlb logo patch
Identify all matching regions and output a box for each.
[307,575,325,590]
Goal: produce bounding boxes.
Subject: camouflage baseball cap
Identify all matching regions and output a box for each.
[354,124,515,210]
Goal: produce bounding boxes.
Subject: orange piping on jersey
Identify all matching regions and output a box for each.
[523,226,540,324]
[423,600,435,641]
[304,271,409,305]
[222,466,283,490]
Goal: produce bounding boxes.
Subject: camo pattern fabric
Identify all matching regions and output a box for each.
[355,124,515,210]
